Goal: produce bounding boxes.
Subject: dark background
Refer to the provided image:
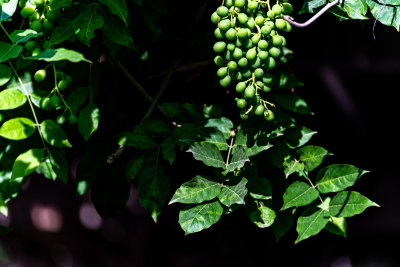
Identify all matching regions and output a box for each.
[1,1,399,266]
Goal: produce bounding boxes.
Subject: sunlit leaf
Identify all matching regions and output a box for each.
[11,148,44,179]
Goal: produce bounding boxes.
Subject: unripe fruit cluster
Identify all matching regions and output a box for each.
[212,0,293,121]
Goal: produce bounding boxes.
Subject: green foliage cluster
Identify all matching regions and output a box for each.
[0,0,384,243]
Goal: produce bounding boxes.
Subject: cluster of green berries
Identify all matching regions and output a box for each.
[19,0,70,56]
[20,0,77,125]
[211,0,293,121]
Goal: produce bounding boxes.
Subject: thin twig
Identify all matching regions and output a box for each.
[283,0,340,28]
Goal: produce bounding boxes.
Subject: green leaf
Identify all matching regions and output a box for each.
[10,29,41,44]
[28,48,92,63]
[78,103,100,141]
[161,136,176,165]
[284,126,317,149]
[329,191,379,217]
[98,0,128,25]
[11,148,44,179]
[48,148,68,183]
[125,155,144,183]
[316,164,368,193]
[249,203,276,228]
[296,207,330,243]
[119,132,157,149]
[273,93,313,115]
[187,143,226,169]
[137,151,170,222]
[247,177,272,200]
[299,0,326,13]
[0,0,18,21]
[178,201,223,235]
[0,64,11,86]
[169,175,222,205]
[37,158,57,181]
[66,87,89,113]
[0,88,27,110]
[0,42,23,63]
[0,117,35,140]
[276,71,304,90]
[40,119,72,148]
[202,131,229,151]
[283,159,305,178]
[218,177,248,207]
[339,0,368,20]
[48,17,75,46]
[272,211,294,241]
[297,145,331,172]
[49,0,72,9]
[226,146,249,172]
[282,181,319,211]
[367,0,400,30]
[329,5,352,21]
[205,117,233,139]
[7,72,33,93]
[102,7,134,48]
[325,217,347,237]
[141,118,171,137]
[72,4,104,47]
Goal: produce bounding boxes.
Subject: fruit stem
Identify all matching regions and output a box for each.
[8,60,47,149]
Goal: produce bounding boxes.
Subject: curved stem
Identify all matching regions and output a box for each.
[283,0,340,28]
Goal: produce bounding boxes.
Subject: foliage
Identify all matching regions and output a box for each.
[0,0,384,243]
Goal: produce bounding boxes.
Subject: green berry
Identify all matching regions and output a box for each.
[255,105,265,116]
[244,86,255,98]
[213,41,227,53]
[56,115,67,125]
[220,75,232,87]
[58,79,68,91]
[217,6,229,17]
[269,47,281,58]
[34,69,46,82]
[238,57,248,67]
[29,20,42,32]
[214,55,226,66]
[69,114,78,125]
[211,12,220,24]
[275,19,286,30]
[20,6,36,18]
[254,68,264,78]
[217,67,228,78]
[236,82,246,93]
[228,61,237,71]
[237,98,247,109]
[237,13,248,24]
[246,49,257,61]
[24,40,36,51]
[50,95,61,108]
[218,19,231,31]
[264,110,275,121]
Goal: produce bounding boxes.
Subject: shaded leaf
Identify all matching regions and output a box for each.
[205,117,233,139]
[10,29,41,44]
[316,164,368,193]
[226,146,249,172]
[137,151,170,222]
[247,177,272,200]
[11,148,44,179]
[284,126,317,149]
[300,0,327,13]
[40,119,72,148]
[0,42,23,63]
[0,64,11,86]
[98,0,128,25]
[66,87,89,113]
[72,4,104,47]
[187,143,225,169]
[325,217,347,237]
[178,201,223,235]
[78,103,100,141]
[339,0,368,20]
[272,210,294,241]
[329,191,379,217]
[272,93,313,115]
[161,136,176,165]
[249,203,276,228]
[119,131,157,149]
[48,148,68,183]
[125,155,144,183]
